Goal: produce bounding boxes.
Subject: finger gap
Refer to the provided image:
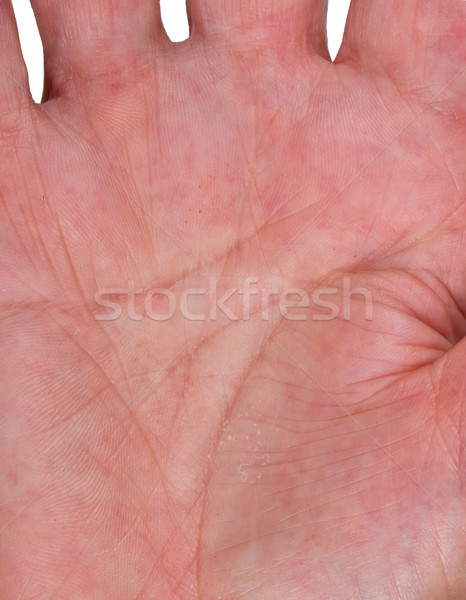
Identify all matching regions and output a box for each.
[11,0,44,103]
[327,0,351,61]
[160,0,190,43]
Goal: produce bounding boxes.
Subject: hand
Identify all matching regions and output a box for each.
[1,1,465,598]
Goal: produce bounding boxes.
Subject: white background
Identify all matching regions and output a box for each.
[11,0,351,102]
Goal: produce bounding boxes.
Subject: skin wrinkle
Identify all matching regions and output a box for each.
[132,488,205,600]
[36,66,404,283]
[195,335,270,579]
[6,82,458,323]
[40,452,128,600]
[275,337,465,489]
[361,275,460,346]
[277,69,465,257]
[1,3,466,599]
[271,469,399,527]
[17,145,62,285]
[0,337,186,538]
[259,439,402,475]
[45,321,169,483]
[431,356,462,468]
[42,104,195,261]
[267,461,397,508]
[357,259,465,330]
[1,188,35,267]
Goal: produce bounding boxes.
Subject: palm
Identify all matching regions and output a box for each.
[1,1,465,598]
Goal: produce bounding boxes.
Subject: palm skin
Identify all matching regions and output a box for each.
[1,1,465,599]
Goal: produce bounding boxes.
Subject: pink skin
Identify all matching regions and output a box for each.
[0,1,465,598]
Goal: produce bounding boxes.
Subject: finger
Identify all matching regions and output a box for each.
[188,0,329,55]
[0,0,30,112]
[340,1,466,92]
[29,0,163,96]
